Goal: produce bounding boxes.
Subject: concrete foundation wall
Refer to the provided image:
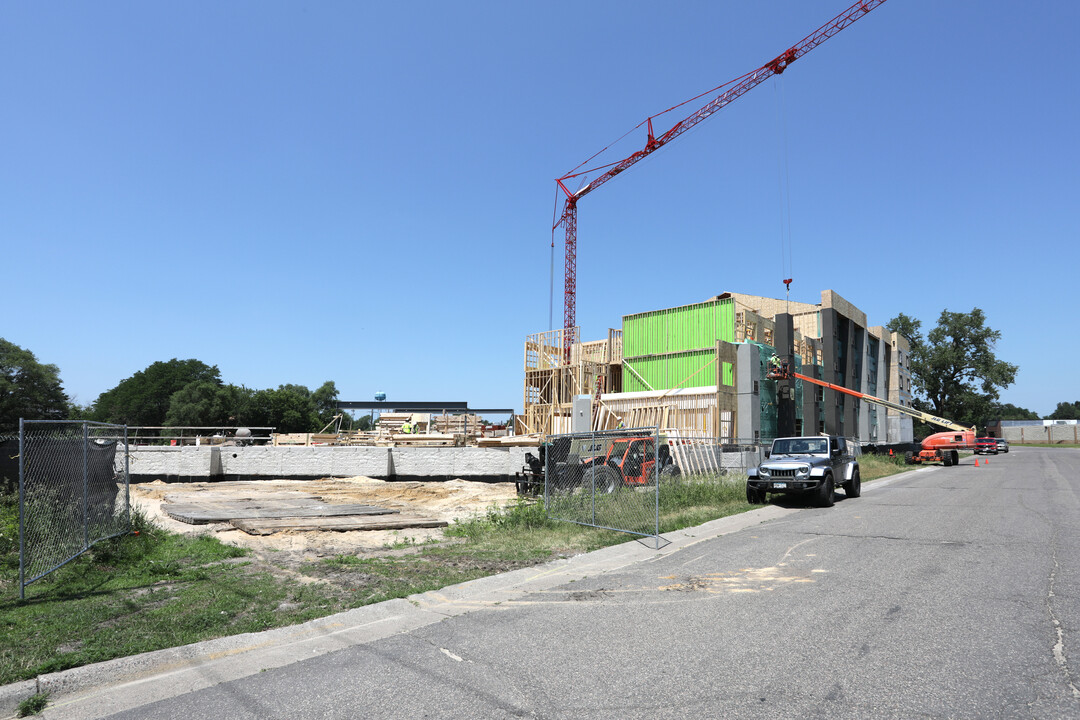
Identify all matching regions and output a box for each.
[1002,425,1080,445]
[129,445,530,482]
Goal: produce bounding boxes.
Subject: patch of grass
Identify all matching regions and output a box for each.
[658,473,753,531]
[17,692,48,717]
[858,453,912,481]
[0,499,344,686]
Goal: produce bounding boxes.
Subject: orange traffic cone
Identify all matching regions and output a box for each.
[975,458,980,467]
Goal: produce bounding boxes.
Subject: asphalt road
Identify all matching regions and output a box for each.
[43,448,1080,719]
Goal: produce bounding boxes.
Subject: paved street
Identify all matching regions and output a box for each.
[42,448,1080,719]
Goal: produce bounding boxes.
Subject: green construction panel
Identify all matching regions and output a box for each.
[622,298,735,357]
[623,349,715,392]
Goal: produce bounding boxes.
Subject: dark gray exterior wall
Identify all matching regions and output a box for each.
[819,308,867,438]
[774,313,797,437]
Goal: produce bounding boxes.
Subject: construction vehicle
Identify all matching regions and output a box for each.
[767,361,975,467]
[516,434,680,495]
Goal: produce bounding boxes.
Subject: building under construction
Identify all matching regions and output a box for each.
[521,289,914,445]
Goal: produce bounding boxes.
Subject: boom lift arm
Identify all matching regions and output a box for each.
[788,370,975,433]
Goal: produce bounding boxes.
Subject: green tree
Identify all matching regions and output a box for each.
[164,381,236,427]
[243,385,320,433]
[887,309,1017,429]
[0,339,70,432]
[885,313,923,354]
[92,359,221,426]
[311,381,340,427]
[991,402,1040,421]
[1049,401,1080,420]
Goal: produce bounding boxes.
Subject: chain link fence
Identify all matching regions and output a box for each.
[542,429,766,547]
[544,428,663,546]
[17,420,130,598]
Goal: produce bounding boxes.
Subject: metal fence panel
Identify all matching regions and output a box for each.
[545,428,662,545]
[19,420,130,598]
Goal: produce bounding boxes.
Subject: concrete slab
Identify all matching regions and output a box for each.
[162,500,393,524]
[230,515,447,535]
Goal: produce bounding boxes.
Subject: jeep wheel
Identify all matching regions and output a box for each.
[815,474,835,507]
[587,464,621,495]
[843,468,861,499]
[746,484,766,504]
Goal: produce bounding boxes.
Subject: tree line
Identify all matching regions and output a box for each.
[0,342,365,434]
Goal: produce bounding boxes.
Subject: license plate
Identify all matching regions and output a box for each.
[772,482,787,489]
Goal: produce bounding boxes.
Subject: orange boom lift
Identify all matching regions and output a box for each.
[768,361,975,467]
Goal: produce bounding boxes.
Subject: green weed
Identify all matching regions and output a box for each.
[17,692,48,717]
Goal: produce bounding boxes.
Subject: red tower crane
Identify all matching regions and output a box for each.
[553,0,889,355]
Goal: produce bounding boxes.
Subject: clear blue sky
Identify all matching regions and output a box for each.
[3,1,1076,418]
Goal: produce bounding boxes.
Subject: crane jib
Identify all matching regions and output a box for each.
[553,0,890,351]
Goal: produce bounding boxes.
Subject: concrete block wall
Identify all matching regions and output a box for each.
[1002,425,1080,445]
[127,445,530,482]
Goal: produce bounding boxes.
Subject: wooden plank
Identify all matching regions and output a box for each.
[231,515,448,535]
[164,502,397,525]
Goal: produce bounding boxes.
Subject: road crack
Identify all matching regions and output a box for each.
[1047,545,1080,699]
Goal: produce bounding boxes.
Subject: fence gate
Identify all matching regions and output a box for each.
[18,420,130,598]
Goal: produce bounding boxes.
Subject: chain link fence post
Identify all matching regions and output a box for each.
[18,418,26,600]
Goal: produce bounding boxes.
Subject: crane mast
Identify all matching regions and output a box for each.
[553,0,889,354]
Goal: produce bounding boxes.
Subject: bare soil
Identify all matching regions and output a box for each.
[132,476,520,577]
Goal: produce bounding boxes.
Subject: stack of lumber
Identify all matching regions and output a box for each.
[431,413,481,436]
[476,434,541,448]
[340,431,377,446]
[378,433,460,447]
[272,433,343,446]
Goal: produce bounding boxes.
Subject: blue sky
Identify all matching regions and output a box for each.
[2,1,1076,418]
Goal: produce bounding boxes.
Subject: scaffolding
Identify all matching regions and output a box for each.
[521,328,622,436]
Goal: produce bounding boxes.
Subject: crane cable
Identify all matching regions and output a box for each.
[550,184,560,332]
[774,76,795,314]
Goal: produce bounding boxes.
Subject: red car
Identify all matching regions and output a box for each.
[975,437,998,455]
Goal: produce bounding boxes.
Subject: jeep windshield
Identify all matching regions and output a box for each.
[771,438,827,456]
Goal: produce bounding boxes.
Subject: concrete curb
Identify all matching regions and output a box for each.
[0,679,38,719]
[2,471,918,719]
